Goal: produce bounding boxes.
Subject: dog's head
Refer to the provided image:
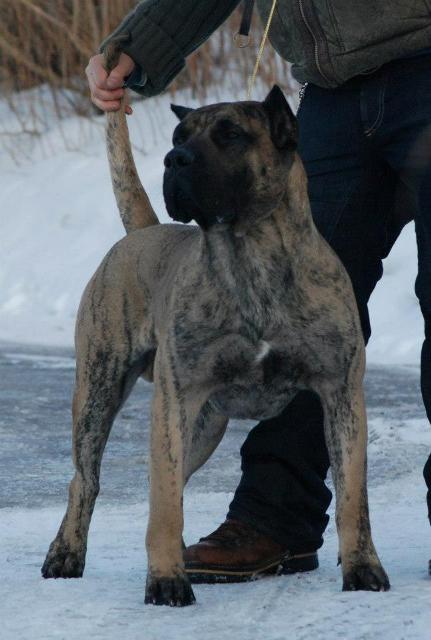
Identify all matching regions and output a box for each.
[163,85,298,234]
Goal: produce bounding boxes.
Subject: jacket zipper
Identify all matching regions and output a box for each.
[297,0,332,85]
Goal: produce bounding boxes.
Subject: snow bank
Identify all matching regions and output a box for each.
[0,90,422,364]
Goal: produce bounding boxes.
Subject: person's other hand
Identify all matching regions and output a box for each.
[86,52,135,114]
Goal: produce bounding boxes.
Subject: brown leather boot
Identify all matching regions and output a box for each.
[184,519,318,583]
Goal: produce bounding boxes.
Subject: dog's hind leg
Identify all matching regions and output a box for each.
[42,316,143,579]
[318,370,390,592]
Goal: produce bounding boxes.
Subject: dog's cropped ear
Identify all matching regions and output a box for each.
[170,104,195,121]
[262,85,297,151]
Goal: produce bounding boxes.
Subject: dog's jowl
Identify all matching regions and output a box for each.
[41,43,389,606]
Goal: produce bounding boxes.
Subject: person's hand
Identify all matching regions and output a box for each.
[86,52,135,114]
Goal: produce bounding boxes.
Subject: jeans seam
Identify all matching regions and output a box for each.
[318,180,360,244]
[363,77,387,137]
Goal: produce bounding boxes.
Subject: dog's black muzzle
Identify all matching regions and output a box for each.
[163,147,237,229]
[163,147,203,224]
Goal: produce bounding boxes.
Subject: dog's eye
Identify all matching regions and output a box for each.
[224,129,241,139]
[211,123,252,149]
[221,128,246,141]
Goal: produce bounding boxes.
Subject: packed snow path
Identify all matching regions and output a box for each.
[1,344,430,639]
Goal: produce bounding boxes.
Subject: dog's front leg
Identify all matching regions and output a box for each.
[319,378,390,592]
[145,350,199,606]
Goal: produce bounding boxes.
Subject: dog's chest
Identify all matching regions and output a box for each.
[206,336,310,421]
[171,268,335,419]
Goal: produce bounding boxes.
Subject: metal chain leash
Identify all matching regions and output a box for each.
[244,0,279,99]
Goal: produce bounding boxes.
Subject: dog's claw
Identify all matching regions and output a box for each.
[342,563,390,592]
[145,574,196,606]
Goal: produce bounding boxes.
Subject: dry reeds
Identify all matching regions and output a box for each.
[0,1,296,156]
[0,1,139,112]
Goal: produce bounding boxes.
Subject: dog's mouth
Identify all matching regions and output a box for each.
[162,170,194,222]
[162,143,251,230]
[163,173,237,229]
[171,190,237,229]
[173,187,203,223]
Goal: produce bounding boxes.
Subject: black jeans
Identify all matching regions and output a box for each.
[228,53,431,552]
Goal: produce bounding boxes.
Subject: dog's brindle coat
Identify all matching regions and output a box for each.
[41,43,389,605]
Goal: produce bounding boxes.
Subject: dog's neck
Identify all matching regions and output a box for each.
[200,156,317,279]
[198,157,319,328]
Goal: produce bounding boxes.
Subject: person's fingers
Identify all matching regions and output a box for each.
[92,86,124,102]
[86,54,109,89]
[106,53,135,89]
[86,52,135,113]
[86,53,133,91]
[92,98,123,112]
[92,97,133,113]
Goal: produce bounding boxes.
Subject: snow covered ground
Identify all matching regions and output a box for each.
[0,86,423,364]
[2,481,430,640]
[0,346,430,639]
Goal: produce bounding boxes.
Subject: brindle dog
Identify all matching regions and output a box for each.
[41,43,390,606]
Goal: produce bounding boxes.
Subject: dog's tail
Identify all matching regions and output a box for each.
[103,39,159,234]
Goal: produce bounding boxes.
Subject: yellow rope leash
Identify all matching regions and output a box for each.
[246,0,278,100]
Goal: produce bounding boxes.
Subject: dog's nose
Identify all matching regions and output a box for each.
[164,148,194,170]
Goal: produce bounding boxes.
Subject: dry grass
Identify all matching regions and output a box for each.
[0,1,140,114]
[0,1,296,155]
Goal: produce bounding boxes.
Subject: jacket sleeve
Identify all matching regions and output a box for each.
[100,0,241,97]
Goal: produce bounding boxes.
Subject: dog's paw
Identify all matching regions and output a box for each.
[342,561,390,592]
[145,573,196,606]
[41,542,85,579]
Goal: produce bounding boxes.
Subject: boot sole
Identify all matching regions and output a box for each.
[185,551,318,584]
